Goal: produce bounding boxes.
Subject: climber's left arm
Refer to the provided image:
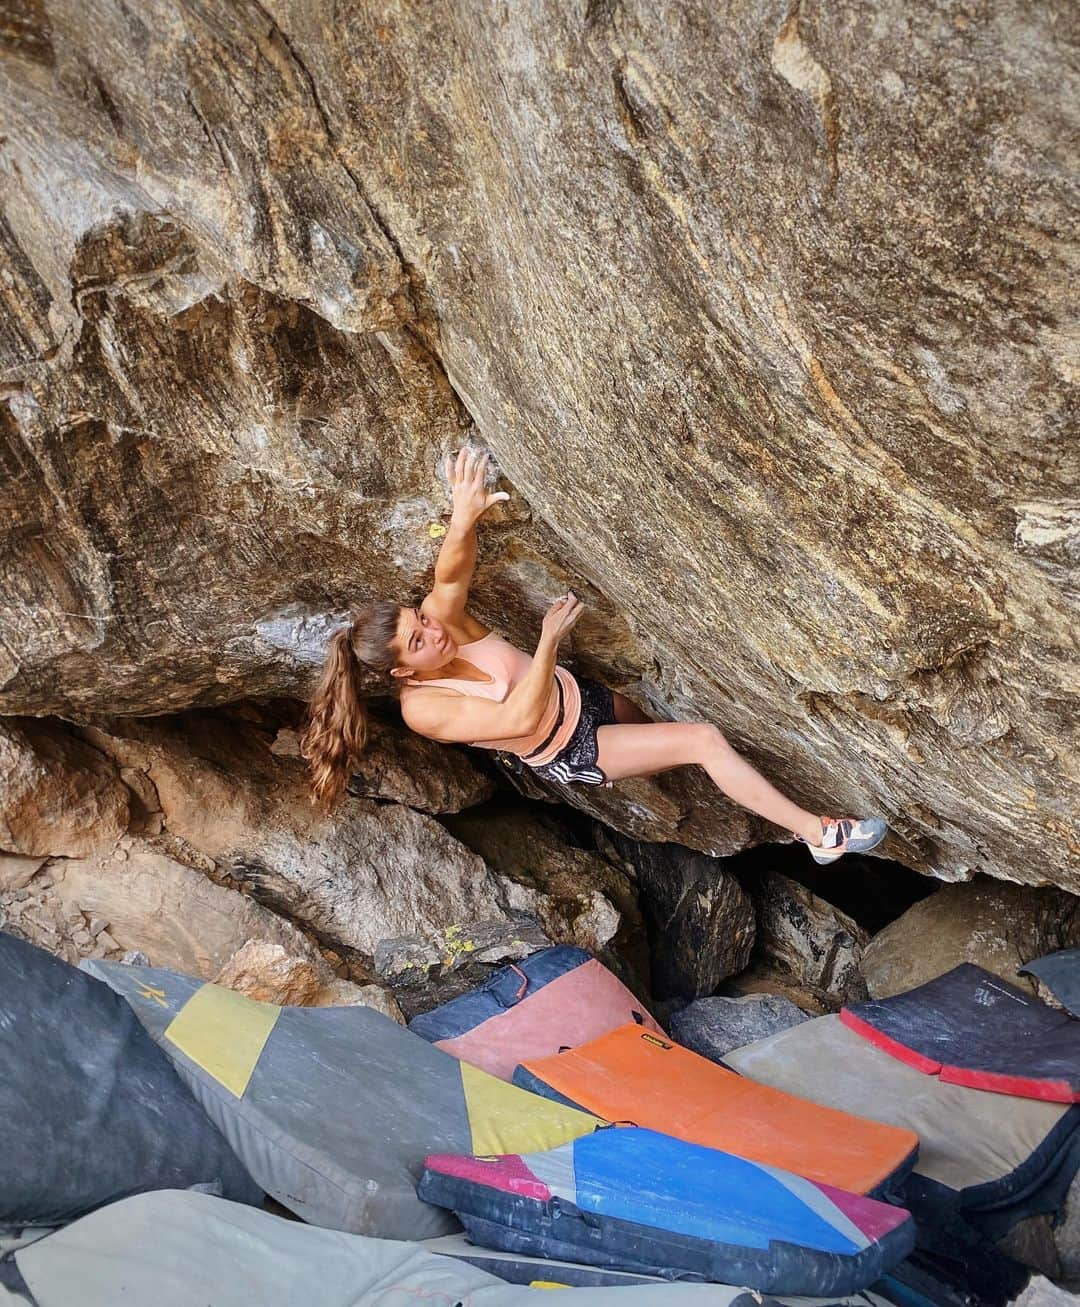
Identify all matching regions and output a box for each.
[426,447,508,622]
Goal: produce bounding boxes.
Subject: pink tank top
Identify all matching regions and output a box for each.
[400,631,582,764]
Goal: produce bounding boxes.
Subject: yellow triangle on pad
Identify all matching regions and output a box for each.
[164,983,280,1098]
[460,1059,598,1157]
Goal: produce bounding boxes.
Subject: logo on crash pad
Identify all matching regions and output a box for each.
[640,1033,672,1050]
[135,983,168,1008]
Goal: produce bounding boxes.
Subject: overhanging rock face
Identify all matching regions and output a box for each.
[0,2,1076,889]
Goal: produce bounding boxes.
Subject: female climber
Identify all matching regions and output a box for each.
[301,447,888,864]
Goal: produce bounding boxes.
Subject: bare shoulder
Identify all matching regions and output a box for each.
[399,685,462,739]
[420,595,489,644]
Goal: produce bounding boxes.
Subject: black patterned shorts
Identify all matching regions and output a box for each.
[494,676,618,787]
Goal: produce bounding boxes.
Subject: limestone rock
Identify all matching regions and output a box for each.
[72,711,519,957]
[997,1216,1061,1281]
[753,870,870,1003]
[860,877,1080,999]
[599,831,755,999]
[0,719,129,857]
[670,993,810,1061]
[0,0,1077,891]
[215,940,328,1005]
[272,715,495,814]
[214,939,403,1020]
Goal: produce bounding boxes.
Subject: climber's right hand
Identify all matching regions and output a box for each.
[541,591,584,644]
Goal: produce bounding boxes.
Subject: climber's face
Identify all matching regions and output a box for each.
[390,604,457,675]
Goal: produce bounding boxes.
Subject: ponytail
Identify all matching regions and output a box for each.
[300,602,403,814]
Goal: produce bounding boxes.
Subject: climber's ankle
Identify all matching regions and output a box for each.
[800,817,824,846]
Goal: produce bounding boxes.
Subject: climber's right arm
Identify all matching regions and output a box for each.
[402,634,561,744]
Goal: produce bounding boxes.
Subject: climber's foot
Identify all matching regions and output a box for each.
[796,815,888,865]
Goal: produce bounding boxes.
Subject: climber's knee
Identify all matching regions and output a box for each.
[689,721,729,762]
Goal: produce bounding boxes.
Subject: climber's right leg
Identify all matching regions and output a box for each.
[593,720,822,843]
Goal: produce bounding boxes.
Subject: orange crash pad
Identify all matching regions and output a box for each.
[514,1024,919,1196]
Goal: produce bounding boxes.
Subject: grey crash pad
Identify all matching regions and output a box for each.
[725,1014,1079,1210]
[8,1189,784,1306]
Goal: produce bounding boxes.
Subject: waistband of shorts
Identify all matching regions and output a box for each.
[519,674,565,762]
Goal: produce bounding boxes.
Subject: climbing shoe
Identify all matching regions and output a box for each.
[796,815,888,864]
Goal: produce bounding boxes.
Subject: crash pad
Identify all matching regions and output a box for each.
[408,945,662,1080]
[1019,949,1080,1019]
[0,932,260,1229]
[513,1024,918,1196]
[424,1234,894,1303]
[3,1188,752,1306]
[419,1128,915,1296]
[725,1014,1080,1222]
[424,1233,674,1287]
[80,958,597,1239]
[841,964,1080,1102]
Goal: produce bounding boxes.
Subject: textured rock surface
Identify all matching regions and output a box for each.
[71,710,527,957]
[0,1,1077,890]
[599,830,755,998]
[441,804,642,958]
[1009,1277,1079,1307]
[502,762,771,859]
[753,869,870,1002]
[860,877,1080,998]
[271,715,495,814]
[373,917,551,1020]
[718,961,836,1016]
[1058,1175,1080,1281]
[670,992,809,1061]
[0,719,129,857]
[0,835,319,974]
[213,938,403,1018]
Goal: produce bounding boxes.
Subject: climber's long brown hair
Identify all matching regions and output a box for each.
[299,601,403,814]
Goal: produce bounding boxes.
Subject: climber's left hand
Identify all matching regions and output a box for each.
[447,447,509,524]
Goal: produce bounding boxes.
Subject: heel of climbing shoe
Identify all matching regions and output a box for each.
[799,815,889,864]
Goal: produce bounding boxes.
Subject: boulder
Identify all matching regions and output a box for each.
[0,719,129,857]
[213,939,403,1020]
[1056,1172,1080,1280]
[72,712,524,957]
[598,831,755,999]
[271,714,495,814]
[441,805,643,957]
[718,961,837,1017]
[0,853,48,892]
[670,993,809,1061]
[860,877,1080,999]
[997,1216,1061,1281]
[503,763,770,859]
[0,835,321,975]
[373,918,552,1021]
[0,0,1075,889]
[753,870,870,1003]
